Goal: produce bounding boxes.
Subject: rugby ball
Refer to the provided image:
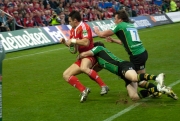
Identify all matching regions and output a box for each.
[69,44,78,54]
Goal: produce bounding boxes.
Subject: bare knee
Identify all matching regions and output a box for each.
[131,76,138,82]
[129,93,140,101]
[80,66,89,74]
[62,71,70,82]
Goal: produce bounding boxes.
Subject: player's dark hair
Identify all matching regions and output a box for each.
[115,10,130,22]
[94,41,105,47]
[69,10,82,22]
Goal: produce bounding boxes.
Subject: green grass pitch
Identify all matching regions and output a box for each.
[2,23,180,121]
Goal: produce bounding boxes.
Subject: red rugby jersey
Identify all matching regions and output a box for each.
[69,22,94,53]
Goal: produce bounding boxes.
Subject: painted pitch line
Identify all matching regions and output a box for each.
[4,23,178,61]
[4,47,67,60]
[103,80,180,121]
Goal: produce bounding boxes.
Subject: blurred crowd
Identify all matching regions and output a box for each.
[0,0,179,32]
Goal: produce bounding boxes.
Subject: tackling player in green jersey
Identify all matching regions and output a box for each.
[78,42,178,100]
[93,10,157,99]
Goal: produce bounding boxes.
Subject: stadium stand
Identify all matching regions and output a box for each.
[0,0,179,31]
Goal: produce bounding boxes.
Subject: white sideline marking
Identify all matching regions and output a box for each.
[5,47,67,60]
[4,23,179,61]
[103,80,180,121]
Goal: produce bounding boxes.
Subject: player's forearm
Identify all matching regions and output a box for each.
[95,31,107,38]
[71,38,89,46]
[79,52,88,58]
[112,39,122,45]
[79,51,93,59]
[95,29,114,38]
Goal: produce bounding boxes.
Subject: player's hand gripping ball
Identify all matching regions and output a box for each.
[69,44,78,54]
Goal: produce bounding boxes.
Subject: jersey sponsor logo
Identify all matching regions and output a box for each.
[83,30,88,37]
[110,25,117,30]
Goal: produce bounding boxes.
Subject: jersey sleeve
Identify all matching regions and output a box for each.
[69,29,73,39]
[110,24,120,33]
[82,24,92,40]
[91,46,103,55]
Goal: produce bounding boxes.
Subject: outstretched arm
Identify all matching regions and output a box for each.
[78,50,94,59]
[59,38,69,47]
[94,26,114,38]
[106,36,123,45]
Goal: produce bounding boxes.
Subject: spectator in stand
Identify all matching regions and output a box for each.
[161,0,170,13]
[0,11,13,31]
[34,3,42,11]
[59,12,66,25]
[43,0,50,9]
[64,9,69,24]
[23,13,35,28]
[152,4,161,14]
[32,0,39,6]
[33,10,46,27]
[49,12,61,25]
[123,0,132,17]
[18,2,27,18]
[27,4,35,13]
[176,0,180,10]
[13,11,25,30]
[65,2,72,12]
[56,2,64,15]
[113,1,120,12]
[6,3,14,16]
[3,0,9,10]
[0,0,3,5]
[13,5,19,12]
[107,7,114,18]
[18,12,25,26]
[82,8,89,22]
[144,5,150,15]
[93,9,101,21]
[41,11,49,26]
[132,7,138,17]
[44,10,51,24]
[23,0,31,5]
[170,0,178,11]
[103,8,113,20]
[49,0,59,12]
[138,5,145,15]
[40,4,46,12]
[88,8,94,21]
[45,4,53,14]
[0,4,5,11]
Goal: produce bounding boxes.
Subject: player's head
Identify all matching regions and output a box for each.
[94,41,105,47]
[114,10,130,24]
[68,10,82,28]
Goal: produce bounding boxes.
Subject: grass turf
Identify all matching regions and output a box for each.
[2,23,180,121]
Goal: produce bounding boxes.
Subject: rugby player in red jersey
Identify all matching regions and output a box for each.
[60,11,108,103]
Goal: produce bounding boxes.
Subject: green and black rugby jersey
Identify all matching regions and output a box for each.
[110,22,145,56]
[91,46,124,75]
